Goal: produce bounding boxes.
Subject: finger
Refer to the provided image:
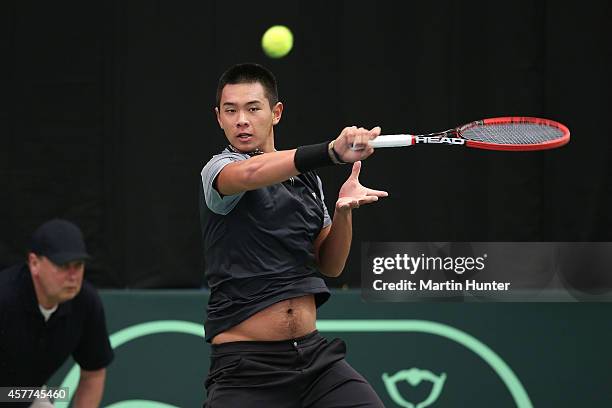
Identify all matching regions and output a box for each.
[358,196,379,206]
[369,126,381,138]
[362,146,375,157]
[352,130,368,150]
[350,161,362,179]
[348,130,364,151]
[360,127,371,143]
[366,188,389,197]
[340,126,357,140]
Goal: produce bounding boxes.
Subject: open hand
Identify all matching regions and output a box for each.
[336,161,388,211]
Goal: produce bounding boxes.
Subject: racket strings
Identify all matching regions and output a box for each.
[460,123,564,145]
[416,129,457,138]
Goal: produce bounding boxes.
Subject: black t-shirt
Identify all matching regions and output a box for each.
[200,149,332,342]
[0,263,114,387]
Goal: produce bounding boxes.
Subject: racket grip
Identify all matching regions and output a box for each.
[369,134,414,148]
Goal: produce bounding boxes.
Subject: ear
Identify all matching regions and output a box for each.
[272,102,284,126]
[28,253,40,276]
[215,107,223,129]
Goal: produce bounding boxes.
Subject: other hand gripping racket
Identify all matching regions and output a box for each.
[366,117,569,151]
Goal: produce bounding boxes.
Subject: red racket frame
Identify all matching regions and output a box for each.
[457,116,570,151]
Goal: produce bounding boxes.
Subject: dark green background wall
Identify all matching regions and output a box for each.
[50,291,612,407]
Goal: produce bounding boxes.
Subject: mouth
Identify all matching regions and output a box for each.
[236,133,253,142]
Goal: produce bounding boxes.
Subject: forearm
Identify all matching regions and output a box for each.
[72,369,105,408]
[318,208,352,277]
[218,149,300,195]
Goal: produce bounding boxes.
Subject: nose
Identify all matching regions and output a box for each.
[236,111,249,128]
[66,264,82,278]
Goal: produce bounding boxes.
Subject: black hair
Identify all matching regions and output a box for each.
[216,63,279,108]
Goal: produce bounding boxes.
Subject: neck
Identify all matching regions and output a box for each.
[253,131,276,153]
[261,138,275,153]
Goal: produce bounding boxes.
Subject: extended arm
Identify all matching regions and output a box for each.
[217,127,381,196]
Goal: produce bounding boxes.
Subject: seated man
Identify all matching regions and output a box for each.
[0,219,114,408]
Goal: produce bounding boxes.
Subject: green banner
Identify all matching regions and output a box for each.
[49,290,612,407]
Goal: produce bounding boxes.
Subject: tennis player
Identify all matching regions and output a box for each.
[200,63,387,407]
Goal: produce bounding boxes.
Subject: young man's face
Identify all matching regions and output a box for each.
[29,254,85,306]
[216,82,283,153]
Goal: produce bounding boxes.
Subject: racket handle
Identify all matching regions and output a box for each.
[369,134,414,148]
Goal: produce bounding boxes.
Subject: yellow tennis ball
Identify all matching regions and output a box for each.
[261,25,294,58]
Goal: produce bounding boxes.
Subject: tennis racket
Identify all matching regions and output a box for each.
[365,117,569,151]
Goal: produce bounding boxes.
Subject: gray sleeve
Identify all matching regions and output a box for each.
[317,176,332,228]
[201,152,248,215]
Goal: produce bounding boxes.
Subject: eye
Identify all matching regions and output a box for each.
[225,108,236,113]
[60,261,84,271]
[249,107,261,112]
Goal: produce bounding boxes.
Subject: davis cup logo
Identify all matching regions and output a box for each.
[382,368,447,408]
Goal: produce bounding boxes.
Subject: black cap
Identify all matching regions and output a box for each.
[29,219,91,265]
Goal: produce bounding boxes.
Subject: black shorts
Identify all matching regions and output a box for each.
[204,330,384,407]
